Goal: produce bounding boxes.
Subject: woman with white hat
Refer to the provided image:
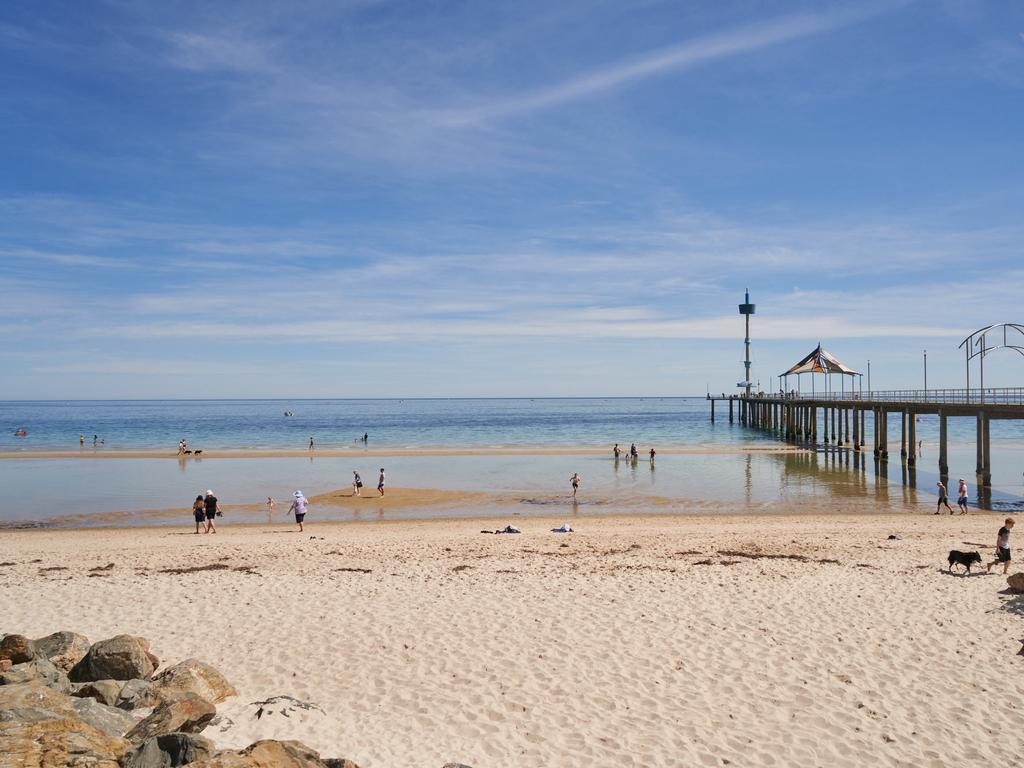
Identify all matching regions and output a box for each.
[288,491,308,532]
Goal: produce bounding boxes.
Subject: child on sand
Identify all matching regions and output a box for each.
[192,495,205,534]
[288,491,308,532]
[986,518,1014,575]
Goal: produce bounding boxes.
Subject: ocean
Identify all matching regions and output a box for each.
[1,398,1022,526]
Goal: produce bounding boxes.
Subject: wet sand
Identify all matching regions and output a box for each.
[3,507,1022,767]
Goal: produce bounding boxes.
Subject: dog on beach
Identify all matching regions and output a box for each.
[947,550,982,573]
[194,450,202,455]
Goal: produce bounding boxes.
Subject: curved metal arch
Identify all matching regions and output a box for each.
[959,323,1024,360]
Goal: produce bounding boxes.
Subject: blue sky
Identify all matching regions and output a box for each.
[2,0,1023,398]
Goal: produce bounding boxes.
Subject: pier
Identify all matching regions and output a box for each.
[707,387,1024,488]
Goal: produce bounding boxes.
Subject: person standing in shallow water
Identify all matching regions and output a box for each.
[308,437,315,451]
[352,470,363,496]
[613,443,620,459]
[570,472,581,498]
[377,468,386,497]
[192,495,205,534]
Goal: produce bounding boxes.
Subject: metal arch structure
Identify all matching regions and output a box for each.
[958,323,1024,402]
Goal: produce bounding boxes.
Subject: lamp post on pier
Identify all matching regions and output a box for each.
[867,360,871,395]
[924,350,928,395]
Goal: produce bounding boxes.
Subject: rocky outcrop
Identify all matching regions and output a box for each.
[117,679,160,710]
[0,682,128,767]
[0,634,36,665]
[0,658,71,693]
[122,732,216,768]
[74,679,126,707]
[35,630,91,673]
[70,635,159,682]
[126,693,216,743]
[70,696,138,738]
[190,740,354,767]
[150,659,237,705]
[1008,572,1024,594]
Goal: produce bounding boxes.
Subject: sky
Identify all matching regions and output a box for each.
[2,0,1024,398]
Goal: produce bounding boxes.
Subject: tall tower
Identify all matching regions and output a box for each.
[739,289,755,395]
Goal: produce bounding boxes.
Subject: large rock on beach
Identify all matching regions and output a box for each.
[189,739,344,767]
[34,630,91,673]
[74,679,126,707]
[71,635,159,682]
[1008,572,1024,594]
[117,679,160,710]
[0,682,128,767]
[0,658,71,692]
[0,634,37,665]
[122,732,216,768]
[126,693,216,743]
[71,696,138,738]
[150,659,237,704]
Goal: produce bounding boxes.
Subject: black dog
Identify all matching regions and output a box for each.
[948,550,982,573]
[194,450,203,456]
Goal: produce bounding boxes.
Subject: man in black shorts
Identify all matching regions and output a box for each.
[204,489,220,534]
[986,517,1014,574]
[935,481,953,514]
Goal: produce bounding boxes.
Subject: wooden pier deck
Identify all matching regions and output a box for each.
[707,388,1024,488]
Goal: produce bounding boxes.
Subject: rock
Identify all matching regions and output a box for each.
[0,634,37,665]
[323,761,362,768]
[126,694,216,743]
[71,696,138,738]
[150,659,237,705]
[117,679,160,710]
[73,679,125,707]
[34,631,91,673]
[0,660,10,673]
[0,682,128,767]
[121,732,215,767]
[190,740,335,767]
[0,659,71,693]
[70,635,158,682]
[1008,572,1024,594]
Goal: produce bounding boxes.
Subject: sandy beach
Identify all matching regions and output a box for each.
[3,506,1022,767]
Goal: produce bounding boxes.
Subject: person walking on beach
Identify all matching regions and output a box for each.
[377,468,386,497]
[630,443,638,460]
[204,490,220,533]
[613,443,620,459]
[192,495,205,534]
[363,433,368,444]
[266,496,275,516]
[288,491,308,532]
[570,472,581,498]
[309,437,315,451]
[649,447,656,464]
[935,481,954,514]
[92,434,98,446]
[79,435,84,446]
[352,470,363,496]
[957,479,969,515]
[986,517,1014,575]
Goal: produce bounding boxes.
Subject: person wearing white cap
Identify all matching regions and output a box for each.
[204,490,220,534]
[957,478,969,515]
[288,490,308,532]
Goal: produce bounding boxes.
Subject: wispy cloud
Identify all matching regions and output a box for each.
[435,3,900,125]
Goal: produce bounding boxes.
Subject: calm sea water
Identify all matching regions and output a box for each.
[0,399,1021,526]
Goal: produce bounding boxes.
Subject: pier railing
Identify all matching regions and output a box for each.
[733,388,1024,405]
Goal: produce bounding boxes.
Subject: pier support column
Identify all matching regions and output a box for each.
[811,407,818,440]
[938,412,948,476]
[872,409,880,456]
[823,407,829,443]
[880,410,889,461]
[852,407,860,449]
[976,413,984,476]
[907,411,916,467]
[729,398,733,423]
[711,400,715,422]
[982,412,992,487]
[900,412,907,459]
[860,410,866,451]
[843,407,849,445]
[831,407,837,443]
